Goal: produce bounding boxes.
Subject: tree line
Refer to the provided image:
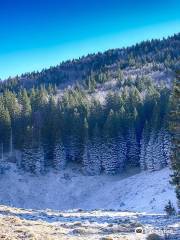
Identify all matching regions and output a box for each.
[0,76,171,175]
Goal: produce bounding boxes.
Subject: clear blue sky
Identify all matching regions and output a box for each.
[0,0,180,79]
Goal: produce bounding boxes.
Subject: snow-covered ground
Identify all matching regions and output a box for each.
[0,164,177,213]
[0,205,179,239]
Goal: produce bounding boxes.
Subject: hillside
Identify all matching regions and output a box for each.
[0,163,177,213]
[0,1,180,238]
[0,34,179,179]
[0,163,179,239]
[0,33,179,92]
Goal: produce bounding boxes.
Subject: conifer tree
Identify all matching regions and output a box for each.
[152,131,164,171]
[0,101,11,153]
[139,122,149,171]
[169,71,180,208]
[19,89,32,118]
[88,124,102,174]
[82,118,91,174]
[33,143,45,174]
[163,129,171,167]
[145,130,155,171]
[116,134,127,172]
[126,126,140,167]
[53,138,66,170]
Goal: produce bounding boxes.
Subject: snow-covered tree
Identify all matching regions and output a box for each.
[145,130,155,171]
[21,127,45,174]
[152,131,164,171]
[64,134,82,162]
[53,139,66,170]
[116,135,127,172]
[33,144,45,174]
[83,123,101,175]
[82,139,91,174]
[21,141,45,174]
[162,129,171,167]
[126,127,140,167]
[142,127,171,172]
[21,141,34,172]
[101,137,120,175]
[139,123,149,171]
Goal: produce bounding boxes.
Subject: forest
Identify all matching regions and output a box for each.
[0,33,179,175]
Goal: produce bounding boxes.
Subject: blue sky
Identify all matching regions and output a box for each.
[0,0,179,79]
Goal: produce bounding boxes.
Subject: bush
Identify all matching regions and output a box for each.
[164,200,176,216]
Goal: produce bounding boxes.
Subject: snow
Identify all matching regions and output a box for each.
[0,164,177,213]
[0,205,179,240]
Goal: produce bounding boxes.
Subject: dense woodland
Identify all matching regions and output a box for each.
[0,33,179,91]
[0,34,179,175]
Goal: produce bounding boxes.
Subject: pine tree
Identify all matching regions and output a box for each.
[101,110,121,174]
[83,121,102,175]
[3,90,20,122]
[139,123,149,171]
[101,137,120,175]
[21,141,34,172]
[0,101,11,152]
[145,130,155,171]
[164,200,176,216]
[88,139,102,175]
[53,139,66,170]
[33,144,45,174]
[82,118,91,174]
[126,126,140,168]
[163,129,171,167]
[82,140,91,174]
[116,134,127,172]
[152,130,164,171]
[169,71,180,208]
[19,89,32,118]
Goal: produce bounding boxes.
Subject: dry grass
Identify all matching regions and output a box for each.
[0,214,141,240]
[0,205,179,240]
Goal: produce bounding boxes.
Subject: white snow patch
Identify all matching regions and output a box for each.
[0,164,177,213]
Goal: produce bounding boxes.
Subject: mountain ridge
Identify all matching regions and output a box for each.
[1,32,179,92]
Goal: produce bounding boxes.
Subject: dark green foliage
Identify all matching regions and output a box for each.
[0,100,11,151]
[0,81,170,170]
[0,33,179,93]
[164,200,176,216]
[169,71,180,208]
[0,34,178,177]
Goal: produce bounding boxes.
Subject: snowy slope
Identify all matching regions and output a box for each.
[0,164,177,213]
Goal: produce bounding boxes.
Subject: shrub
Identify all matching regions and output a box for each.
[164,200,176,216]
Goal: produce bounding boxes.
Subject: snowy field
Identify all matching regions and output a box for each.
[0,164,177,213]
[0,164,179,239]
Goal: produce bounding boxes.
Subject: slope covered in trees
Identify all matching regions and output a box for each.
[0,33,179,92]
[0,34,179,175]
[0,76,172,174]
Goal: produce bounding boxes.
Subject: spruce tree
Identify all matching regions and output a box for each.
[116,134,127,172]
[0,101,11,153]
[34,143,45,174]
[169,71,180,208]
[145,130,155,171]
[126,126,140,168]
[139,122,149,171]
[53,138,66,170]
[163,129,171,167]
[152,130,164,171]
